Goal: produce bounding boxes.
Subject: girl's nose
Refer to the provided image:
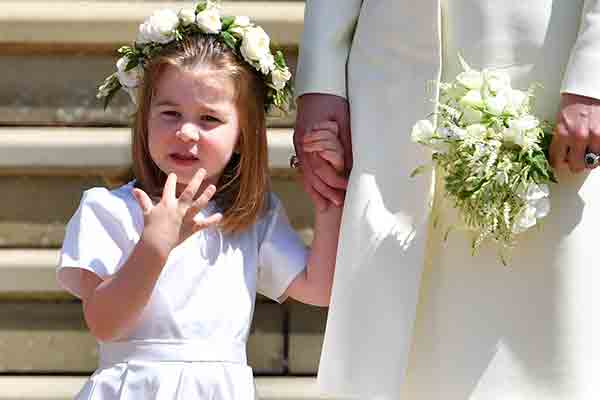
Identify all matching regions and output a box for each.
[176,123,201,142]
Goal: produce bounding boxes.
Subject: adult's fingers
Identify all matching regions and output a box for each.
[313,159,348,190]
[567,124,588,173]
[132,188,154,215]
[549,124,569,171]
[587,107,600,170]
[311,175,345,207]
[294,93,352,174]
[336,105,353,174]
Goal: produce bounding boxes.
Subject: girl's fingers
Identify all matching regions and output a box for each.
[318,150,344,171]
[303,140,341,153]
[132,188,154,215]
[303,130,338,143]
[192,212,223,231]
[163,173,178,201]
[188,184,217,216]
[179,168,206,204]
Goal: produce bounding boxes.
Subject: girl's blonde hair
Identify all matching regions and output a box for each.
[132,34,269,235]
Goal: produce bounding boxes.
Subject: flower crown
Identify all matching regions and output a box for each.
[97,0,292,112]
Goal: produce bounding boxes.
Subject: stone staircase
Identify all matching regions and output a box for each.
[0,2,341,398]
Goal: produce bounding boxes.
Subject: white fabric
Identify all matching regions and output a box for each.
[297,1,600,399]
[57,181,307,400]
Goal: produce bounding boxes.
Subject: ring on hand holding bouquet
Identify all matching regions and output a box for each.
[584,151,600,169]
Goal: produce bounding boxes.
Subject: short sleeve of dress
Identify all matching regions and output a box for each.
[57,186,140,298]
[257,193,307,302]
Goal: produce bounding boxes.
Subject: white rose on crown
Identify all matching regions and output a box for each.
[241,26,273,69]
[234,16,251,27]
[98,3,293,113]
[137,9,180,44]
[196,8,222,34]
[230,16,251,37]
[271,67,292,90]
[116,56,143,88]
[178,9,196,26]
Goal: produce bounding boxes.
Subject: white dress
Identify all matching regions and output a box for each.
[57,181,307,400]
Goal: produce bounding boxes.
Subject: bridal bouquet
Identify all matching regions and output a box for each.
[411,57,556,260]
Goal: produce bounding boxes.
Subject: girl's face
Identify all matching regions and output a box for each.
[148,64,241,194]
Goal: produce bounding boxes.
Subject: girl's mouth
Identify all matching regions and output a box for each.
[170,153,199,166]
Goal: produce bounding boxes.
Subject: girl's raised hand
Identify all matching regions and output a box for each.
[302,121,345,173]
[132,169,223,256]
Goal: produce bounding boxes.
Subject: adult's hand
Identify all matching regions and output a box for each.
[550,93,600,173]
[294,93,352,211]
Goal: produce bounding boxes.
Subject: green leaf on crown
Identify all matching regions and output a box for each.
[220,31,237,50]
[221,16,235,30]
[196,1,208,13]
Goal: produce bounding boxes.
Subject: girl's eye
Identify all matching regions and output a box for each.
[162,111,181,119]
[201,115,220,122]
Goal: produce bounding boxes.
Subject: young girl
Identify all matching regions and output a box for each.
[57,3,345,399]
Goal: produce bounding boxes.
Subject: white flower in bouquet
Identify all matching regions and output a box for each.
[465,123,487,140]
[484,92,509,115]
[411,120,436,142]
[503,116,540,149]
[457,69,484,90]
[513,183,550,233]
[483,69,511,93]
[505,89,529,114]
[459,89,485,109]
[410,55,556,262]
[137,9,180,44]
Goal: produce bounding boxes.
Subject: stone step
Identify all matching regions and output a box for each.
[0,127,296,173]
[0,377,344,400]
[0,174,313,248]
[0,51,297,126]
[0,299,325,374]
[0,301,305,374]
[0,127,312,248]
[0,1,302,126]
[0,2,304,46]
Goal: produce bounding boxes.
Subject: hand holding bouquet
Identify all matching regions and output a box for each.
[411,57,556,261]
